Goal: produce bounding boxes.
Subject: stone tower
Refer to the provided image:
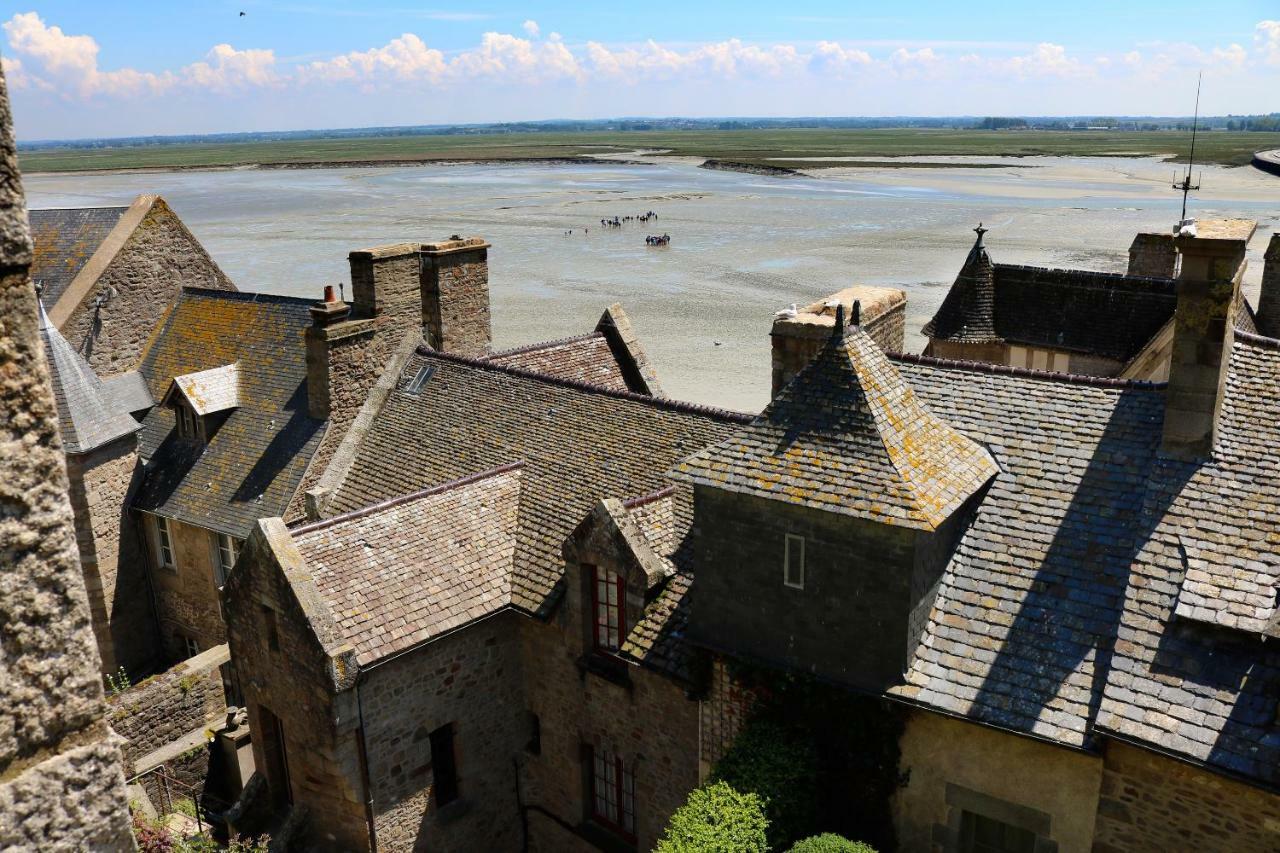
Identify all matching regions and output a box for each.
[0,55,136,850]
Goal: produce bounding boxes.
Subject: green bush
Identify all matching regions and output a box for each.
[655,781,768,853]
[788,833,878,853]
[711,716,817,850]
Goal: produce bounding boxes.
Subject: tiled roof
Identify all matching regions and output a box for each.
[38,302,140,454]
[295,465,522,666]
[328,347,745,615]
[1098,332,1280,784]
[102,371,154,414]
[922,233,1180,362]
[487,333,631,392]
[883,355,1166,747]
[30,207,127,306]
[132,288,326,537]
[672,318,998,531]
[164,363,241,415]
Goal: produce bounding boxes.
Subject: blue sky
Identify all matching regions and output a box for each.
[5,1,1278,140]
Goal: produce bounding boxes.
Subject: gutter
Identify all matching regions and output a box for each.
[354,677,378,853]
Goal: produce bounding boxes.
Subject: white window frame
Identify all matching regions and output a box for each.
[214,532,238,587]
[183,635,200,659]
[155,515,175,570]
[784,533,805,590]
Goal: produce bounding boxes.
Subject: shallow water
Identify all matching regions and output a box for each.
[25,158,1278,411]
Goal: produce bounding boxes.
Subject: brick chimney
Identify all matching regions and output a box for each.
[770,286,906,397]
[1160,221,1255,460]
[420,236,492,357]
[1127,232,1177,278]
[305,284,373,420]
[1255,233,1280,339]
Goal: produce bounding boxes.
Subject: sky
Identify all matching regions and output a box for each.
[4,1,1279,141]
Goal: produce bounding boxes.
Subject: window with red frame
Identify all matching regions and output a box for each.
[589,746,635,840]
[590,565,625,652]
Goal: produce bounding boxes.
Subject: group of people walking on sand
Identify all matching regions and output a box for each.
[646,234,671,246]
[600,210,658,228]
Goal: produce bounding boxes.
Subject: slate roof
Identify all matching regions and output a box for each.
[672,316,998,531]
[30,207,127,306]
[328,347,746,615]
[38,303,140,454]
[884,355,1166,747]
[487,333,632,392]
[102,371,155,414]
[132,288,326,537]
[164,363,241,415]
[1097,331,1280,785]
[294,465,522,666]
[922,232,1180,362]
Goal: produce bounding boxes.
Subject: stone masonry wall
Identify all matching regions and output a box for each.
[107,644,229,771]
[67,438,156,676]
[225,522,368,852]
[363,612,526,853]
[0,56,135,850]
[146,515,229,662]
[423,247,491,357]
[62,199,234,376]
[520,608,701,853]
[1256,233,1280,339]
[698,656,758,780]
[1093,739,1280,853]
[1128,232,1178,279]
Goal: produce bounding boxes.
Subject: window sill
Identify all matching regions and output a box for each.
[580,652,631,688]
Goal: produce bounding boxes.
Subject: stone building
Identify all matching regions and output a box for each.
[31,193,235,375]
[0,56,134,850]
[221,210,1280,853]
[922,221,1263,381]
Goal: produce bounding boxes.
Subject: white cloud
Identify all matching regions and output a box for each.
[809,41,873,75]
[302,33,447,83]
[4,11,172,97]
[1,55,29,89]
[522,19,539,38]
[999,43,1092,78]
[184,44,279,92]
[1256,21,1280,66]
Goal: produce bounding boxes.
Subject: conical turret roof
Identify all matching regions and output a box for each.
[922,225,1000,343]
[672,307,998,530]
[38,303,140,454]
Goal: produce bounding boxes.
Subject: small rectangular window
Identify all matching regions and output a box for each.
[784,534,805,589]
[181,634,200,659]
[960,811,1037,853]
[156,516,175,570]
[429,723,459,807]
[590,566,625,651]
[214,532,238,587]
[262,605,280,652]
[590,746,635,840]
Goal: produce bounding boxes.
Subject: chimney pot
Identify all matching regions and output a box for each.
[323,284,338,303]
[309,285,350,328]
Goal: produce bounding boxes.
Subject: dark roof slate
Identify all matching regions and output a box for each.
[295,466,521,666]
[328,348,745,615]
[487,333,632,392]
[30,207,127,306]
[132,288,326,537]
[672,321,998,531]
[1098,333,1280,784]
[920,236,998,343]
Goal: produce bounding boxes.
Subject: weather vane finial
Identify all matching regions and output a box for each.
[974,222,987,248]
[1173,71,1203,226]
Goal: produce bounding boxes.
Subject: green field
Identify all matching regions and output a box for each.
[18,128,1280,173]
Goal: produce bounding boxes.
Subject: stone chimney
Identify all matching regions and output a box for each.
[1127,232,1177,278]
[1161,220,1255,460]
[420,236,492,357]
[348,243,422,326]
[1255,233,1280,339]
[305,284,372,420]
[770,285,906,397]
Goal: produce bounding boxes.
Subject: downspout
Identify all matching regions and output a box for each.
[354,676,378,853]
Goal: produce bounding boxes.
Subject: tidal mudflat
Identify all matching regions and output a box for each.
[26,157,1276,411]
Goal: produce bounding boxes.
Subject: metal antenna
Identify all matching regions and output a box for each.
[1173,71,1203,223]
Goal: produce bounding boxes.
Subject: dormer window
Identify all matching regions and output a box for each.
[162,363,240,446]
[589,565,625,653]
[175,401,206,442]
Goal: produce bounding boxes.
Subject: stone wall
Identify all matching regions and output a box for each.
[144,513,229,661]
[698,657,758,779]
[519,605,701,853]
[893,708,1102,853]
[0,56,135,850]
[108,644,230,771]
[363,612,526,853]
[225,520,368,852]
[1256,233,1280,339]
[61,198,234,376]
[1128,232,1178,278]
[1093,739,1280,853]
[66,437,156,675]
[922,338,1009,364]
[421,239,491,357]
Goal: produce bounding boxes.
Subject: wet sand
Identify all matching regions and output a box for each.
[25,156,1277,412]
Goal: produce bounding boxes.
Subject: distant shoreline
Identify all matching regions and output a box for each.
[24,155,661,177]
